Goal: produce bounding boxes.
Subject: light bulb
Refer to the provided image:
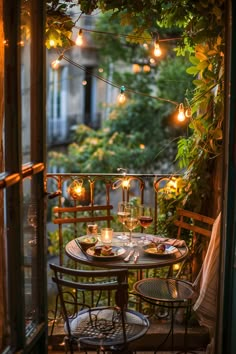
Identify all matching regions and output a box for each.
[177,103,186,122]
[122,179,130,189]
[75,29,83,46]
[51,54,63,70]
[118,86,126,104]
[51,59,60,70]
[118,93,126,104]
[49,39,55,47]
[154,42,162,57]
[185,107,192,118]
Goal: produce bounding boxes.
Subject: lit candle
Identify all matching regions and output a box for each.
[101,228,113,244]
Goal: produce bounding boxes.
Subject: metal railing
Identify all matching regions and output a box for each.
[45,172,178,266]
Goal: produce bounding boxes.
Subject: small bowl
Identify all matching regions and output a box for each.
[76,235,98,251]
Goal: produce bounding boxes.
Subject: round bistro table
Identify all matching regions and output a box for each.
[65,233,188,270]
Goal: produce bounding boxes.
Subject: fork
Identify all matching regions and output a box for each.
[124,249,135,262]
[133,251,139,263]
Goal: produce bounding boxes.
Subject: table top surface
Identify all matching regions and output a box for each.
[65,233,188,270]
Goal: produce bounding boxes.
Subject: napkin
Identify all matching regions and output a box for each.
[147,236,186,248]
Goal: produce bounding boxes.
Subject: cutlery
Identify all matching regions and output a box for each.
[133,251,139,263]
[124,249,135,262]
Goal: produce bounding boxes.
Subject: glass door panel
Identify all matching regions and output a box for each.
[23,175,43,340]
[21,0,31,163]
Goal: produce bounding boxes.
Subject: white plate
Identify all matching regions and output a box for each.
[86,246,126,260]
[143,243,178,256]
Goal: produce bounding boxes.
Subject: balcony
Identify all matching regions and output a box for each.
[46,172,210,353]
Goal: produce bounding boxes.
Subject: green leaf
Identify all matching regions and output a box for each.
[189,56,200,65]
[186,66,199,75]
[192,79,205,87]
[197,61,209,70]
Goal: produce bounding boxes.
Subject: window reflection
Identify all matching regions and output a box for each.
[23,177,39,334]
[21,0,31,163]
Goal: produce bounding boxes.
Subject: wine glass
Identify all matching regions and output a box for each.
[117,201,131,240]
[138,205,153,243]
[124,205,139,247]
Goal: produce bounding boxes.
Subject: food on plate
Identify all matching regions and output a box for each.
[93,245,114,256]
[93,246,103,256]
[156,243,166,254]
[80,236,97,244]
[101,245,114,256]
[77,235,98,250]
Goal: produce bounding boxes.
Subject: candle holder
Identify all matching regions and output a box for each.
[101,228,113,244]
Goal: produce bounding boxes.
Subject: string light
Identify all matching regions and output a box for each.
[51,53,190,125]
[75,29,83,46]
[51,54,63,69]
[62,54,179,106]
[118,86,126,104]
[49,39,56,48]
[154,41,162,57]
[177,102,192,122]
[185,106,192,118]
[177,103,185,122]
[153,33,162,57]
[122,178,130,189]
[74,26,182,44]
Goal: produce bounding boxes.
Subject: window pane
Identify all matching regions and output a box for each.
[23,176,40,336]
[21,0,31,163]
[0,191,10,351]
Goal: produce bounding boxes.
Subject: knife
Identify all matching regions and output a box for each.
[124,249,135,262]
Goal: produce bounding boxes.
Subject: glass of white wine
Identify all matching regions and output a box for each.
[124,205,139,247]
[117,201,132,240]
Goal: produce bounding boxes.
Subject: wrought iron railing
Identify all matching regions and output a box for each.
[45,172,179,265]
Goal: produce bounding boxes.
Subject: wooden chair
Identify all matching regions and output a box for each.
[173,208,215,281]
[133,209,218,353]
[50,263,149,354]
[52,202,114,266]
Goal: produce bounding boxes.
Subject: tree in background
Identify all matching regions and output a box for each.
[49,11,192,174]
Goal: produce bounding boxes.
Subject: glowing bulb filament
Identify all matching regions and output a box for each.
[177,103,186,122]
[118,85,126,104]
[118,93,126,104]
[154,42,162,57]
[49,39,55,48]
[75,29,83,46]
[51,55,63,70]
[51,59,60,69]
[122,179,130,189]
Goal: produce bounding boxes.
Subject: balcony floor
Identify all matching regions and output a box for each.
[48,315,208,353]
